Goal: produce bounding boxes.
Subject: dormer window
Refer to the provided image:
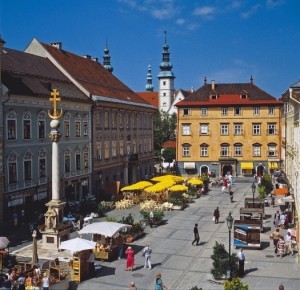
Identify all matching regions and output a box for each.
[211,94,218,100]
[240,91,248,99]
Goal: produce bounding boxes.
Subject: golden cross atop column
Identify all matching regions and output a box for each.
[48,89,63,120]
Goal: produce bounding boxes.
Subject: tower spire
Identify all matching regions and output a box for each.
[103,39,113,73]
[145,63,154,92]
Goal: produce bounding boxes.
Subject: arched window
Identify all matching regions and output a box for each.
[38,111,46,139]
[83,114,88,136]
[234,143,243,157]
[75,114,81,137]
[39,149,47,178]
[252,143,261,157]
[63,112,71,138]
[75,147,81,170]
[7,110,17,140]
[200,143,209,157]
[8,152,18,184]
[182,143,191,157]
[220,143,230,157]
[23,111,31,140]
[64,149,71,173]
[24,151,32,181]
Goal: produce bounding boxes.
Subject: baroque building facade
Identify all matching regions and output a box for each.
[1,45,92,223]
[175,79,284,177]
[25,38,156,201]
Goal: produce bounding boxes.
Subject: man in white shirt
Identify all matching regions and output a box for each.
[285,232,293,255]
[87,249,95,277]
[237,248,246,277]
[142,244,152,270]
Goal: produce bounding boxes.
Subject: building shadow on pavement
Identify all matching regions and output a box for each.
[244,267,258,275]
[95,265,116,277]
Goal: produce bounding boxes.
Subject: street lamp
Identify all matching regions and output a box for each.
[251,182,256,207]
[226,212,234,279]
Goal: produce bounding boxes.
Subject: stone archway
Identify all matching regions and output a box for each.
[222,164,233,177]
[200,165,209,175]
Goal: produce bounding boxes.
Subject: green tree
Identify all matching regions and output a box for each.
[162,147,176,165]
[153,111,177,156]
[260,173,273,194]
[211,242,238,280]
[224,277,249,290]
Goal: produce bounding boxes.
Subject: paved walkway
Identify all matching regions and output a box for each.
[11,178,300,289]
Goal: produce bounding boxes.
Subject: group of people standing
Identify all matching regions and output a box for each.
[271,228,296,258]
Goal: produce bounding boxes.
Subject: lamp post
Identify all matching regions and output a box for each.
[251,182,256,207]
[226,212,234,279]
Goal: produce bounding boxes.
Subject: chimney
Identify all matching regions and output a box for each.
[92,57,99,62]
[50,42,62,50]
[211,80,215,90]
[83,55,91,59]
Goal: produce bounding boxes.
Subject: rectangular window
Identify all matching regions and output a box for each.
[75,121,81,137]
[234,124,242,135]
[183,146,190,157]
[221,146,229,157]
[9,162,17,184]
[221,124,229,135]
[268,106,275,115]
[38,120,45,139]
[65,155,70,173]
[200,146,208,157]
[183,108,191,116]
[200,108,207,116]
[76,154,81,170]
[234,107,242,115]
[84,152,88,169]
[104,112,109,128]
[182,124,191,135]
[253,106,260,115]
[112,142,117,157]
[267,124,276,135]
[234,146,242,156]
[253,124,261,135]
[96,142,102,160]
[253,146,261,157]
[221,107,228,116]
[200,124,208,135]
[104,141,109,159]
[23,120,31,139]
[39,159,46,177]
[268,145,277,157]
[119,113,123,128]
[64,121,70,137]
[7,120,16,140]
[24,160,31,181]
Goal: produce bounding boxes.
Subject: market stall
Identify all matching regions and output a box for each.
[0,237,10,270]
[240,207,264,232]
[233,220,261,248]
[244,198,265,217]
[78,222,131,261]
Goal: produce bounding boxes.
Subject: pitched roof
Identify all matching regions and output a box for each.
[1,47,89,102]
[136,91,159,109]
[162,140,176,149]
[176,82,283,107]
[38,40,153,108]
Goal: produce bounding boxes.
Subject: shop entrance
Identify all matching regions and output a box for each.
[222,164,233,177]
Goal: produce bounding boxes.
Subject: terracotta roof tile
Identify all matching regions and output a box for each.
[40,42,153,107]
[176,82,283,107]
[163,140,176,148]
[136,91,159,109]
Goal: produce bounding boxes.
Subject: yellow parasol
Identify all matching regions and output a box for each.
[144,180,175,193]
[151,175,185,183]
[121,181,153,191]
[187,178,203,186]
[169,184,188,192]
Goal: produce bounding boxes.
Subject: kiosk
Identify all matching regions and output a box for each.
[244,198,265,217]
[233,220,261,248]
[240,207,264,232]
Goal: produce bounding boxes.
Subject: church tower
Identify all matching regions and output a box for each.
[157,31,175,112]
[145,64,154,92]
[103,41,113,73]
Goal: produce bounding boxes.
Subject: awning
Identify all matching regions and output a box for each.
[268,162,278,169]
[274,188,289,196]
[277,196,294,205]
[184,162,196,169]
[241,162,253,170]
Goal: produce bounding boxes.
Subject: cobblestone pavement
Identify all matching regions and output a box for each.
[11,177,300,290]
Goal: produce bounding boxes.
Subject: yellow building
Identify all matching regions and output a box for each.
[175,79,284,177]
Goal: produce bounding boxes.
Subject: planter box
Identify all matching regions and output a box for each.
[172,205,184,210]
[125,230,144,243]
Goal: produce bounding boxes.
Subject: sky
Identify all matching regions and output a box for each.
[1,0,300,98]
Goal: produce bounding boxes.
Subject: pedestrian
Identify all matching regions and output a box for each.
[125,246,135,271]
[222,178,227,194]
[270,228,280,254]
[142,244,152,269]
[279,212,286,228]
[274,210,280,227]
[42,272,49,290]
[278,285,284,290]
[155,273,168,290]
[277,235,286,258]
[117,234,124,260]
[192,223,200,246]
[87,249,95,277]
[213,207,220,224]
[149,210,154,227]
[271,194,275,207]
[237,248,246,277]
[285,232,294,255]
[127,281,137,290]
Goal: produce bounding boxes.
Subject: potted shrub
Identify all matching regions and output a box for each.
[199,174,210,192]
[119,213,144,242]
[140,210,165,226]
